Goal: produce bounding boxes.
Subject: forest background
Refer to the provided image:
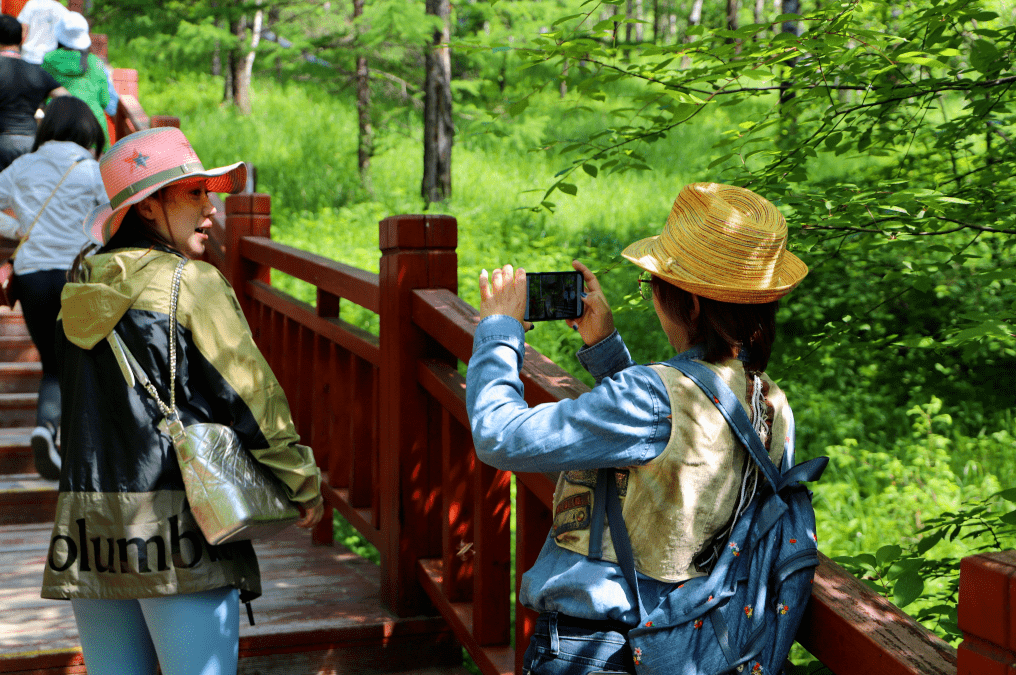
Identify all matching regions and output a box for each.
[87,0,1015,663]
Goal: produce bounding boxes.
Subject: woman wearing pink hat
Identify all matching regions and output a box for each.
[467,183,809,674]
[42,127,324,675]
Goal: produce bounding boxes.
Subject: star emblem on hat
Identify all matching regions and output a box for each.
[125,150,149,170]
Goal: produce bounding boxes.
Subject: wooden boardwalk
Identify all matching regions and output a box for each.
[0,508,463,674]
[0,305,465,675]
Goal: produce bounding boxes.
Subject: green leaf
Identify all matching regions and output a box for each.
[893,571,925,608]
[997,488,1016,502]
[876,544,902,566]
[557,182,578,196]
[916,530,945,555]
[855,553,877,570]
[1000,510,1016,525]
[507,97,530,117]
[582,164,598,178]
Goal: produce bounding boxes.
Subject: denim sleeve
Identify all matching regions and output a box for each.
[576,330,635,384]
[466,315,671,473]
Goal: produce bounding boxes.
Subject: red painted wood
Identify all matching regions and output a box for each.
[442,409,474,603]
[797,552,956,675]
[472,461,511,647]
[371,365,381,530]
[241,237,380,314]
[348,354,373,509]
[1,0,29,17]
[378,214,456,617]
[245,281,379,366]
[110,68,138,98]
[417,359,467,428]
[418,559,516,675]
[90,34,107,61]
[114,94,149,139]
[957,552,1016,674]
[309,334,329,472]
[515,484,552,673]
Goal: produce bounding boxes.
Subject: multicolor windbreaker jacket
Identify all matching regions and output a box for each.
[42,241,321,602]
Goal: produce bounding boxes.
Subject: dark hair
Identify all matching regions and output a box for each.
[0,14,21,45]
[33,96,105,156]
[651,276,778,371]
[57,43,89,74]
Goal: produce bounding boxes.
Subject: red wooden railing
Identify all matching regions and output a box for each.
[27,25,1006,671]
[201,197,972,675]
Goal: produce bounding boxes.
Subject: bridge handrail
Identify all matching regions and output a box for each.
[113,87,1011,675]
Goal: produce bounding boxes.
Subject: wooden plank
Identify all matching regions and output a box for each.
[0,476,57,525]
[418,559,515,675]
[246,281,380,366]
[378,215,456,616]
[472,462,511,646]
[441,411,474,603]
[240,237,380,314]
[417,359,468,428]
[322,484,382,552]
[798,552,957,675]
[515,483,552,674]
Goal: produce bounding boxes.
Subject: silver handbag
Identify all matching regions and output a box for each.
[108,259,299,545]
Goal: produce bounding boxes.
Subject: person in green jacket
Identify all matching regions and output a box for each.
[41,12,108,143]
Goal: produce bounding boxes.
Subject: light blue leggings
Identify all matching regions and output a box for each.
[71,587,239,675]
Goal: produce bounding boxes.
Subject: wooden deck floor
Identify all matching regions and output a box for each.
[0,521,463,674]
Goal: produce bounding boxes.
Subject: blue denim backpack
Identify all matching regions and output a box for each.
[590,359,828,675]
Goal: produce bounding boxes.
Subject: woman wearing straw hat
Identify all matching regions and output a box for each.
[42,127,323,675]
[466,183,807,674]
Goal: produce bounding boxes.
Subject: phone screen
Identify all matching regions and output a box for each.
[524,271,585,322]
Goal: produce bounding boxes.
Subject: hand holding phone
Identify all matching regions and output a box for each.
[524,271,585,322]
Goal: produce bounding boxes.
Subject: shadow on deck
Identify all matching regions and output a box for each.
[0,518,463,674]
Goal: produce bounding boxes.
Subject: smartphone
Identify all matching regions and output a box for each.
[524,271,585,322]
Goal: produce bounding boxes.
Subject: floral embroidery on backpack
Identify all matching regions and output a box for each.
[728,542,741,556]
[777,603,789,615]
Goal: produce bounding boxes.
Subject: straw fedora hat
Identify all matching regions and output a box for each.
[85,127,247,245]
[54,12,91,51]
[621,182,807,304]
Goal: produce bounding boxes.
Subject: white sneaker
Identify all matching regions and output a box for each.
[31,426,60,481]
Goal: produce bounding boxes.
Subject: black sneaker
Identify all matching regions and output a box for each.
[31,426,60,481]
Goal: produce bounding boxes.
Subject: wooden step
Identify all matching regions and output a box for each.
[0,428,33,475]
[0,308,30,338]
[0,525,465,674]
[0,336,40,363]
[0,362,42,394]
[0,393,37,428]
[0,474,57,525]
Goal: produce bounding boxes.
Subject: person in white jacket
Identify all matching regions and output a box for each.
[0,95,106,480]
[16,0,69,65]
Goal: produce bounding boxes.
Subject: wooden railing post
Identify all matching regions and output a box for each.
[958,551,1016,674]
[378,214,457,616]
[223,194,271,323]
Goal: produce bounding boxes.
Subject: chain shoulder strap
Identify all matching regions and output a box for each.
[107,258,188,421]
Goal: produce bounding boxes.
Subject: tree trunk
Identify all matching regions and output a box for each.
[560,59,569,98]
[780,0,796,105]
[635,0,644,43]
[354,0,373,194]
[682,0,704,66]
[422,0,453,205]
[654,0,662,44]
[726,0,740,52]
[235,7,262,115]
[754,0,764,38]
[211,0,221,77]
[626,0,634,43]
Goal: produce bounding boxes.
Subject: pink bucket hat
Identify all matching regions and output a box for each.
[85,127,247,245]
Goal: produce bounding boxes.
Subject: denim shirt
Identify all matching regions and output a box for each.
[466,315,710,625]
